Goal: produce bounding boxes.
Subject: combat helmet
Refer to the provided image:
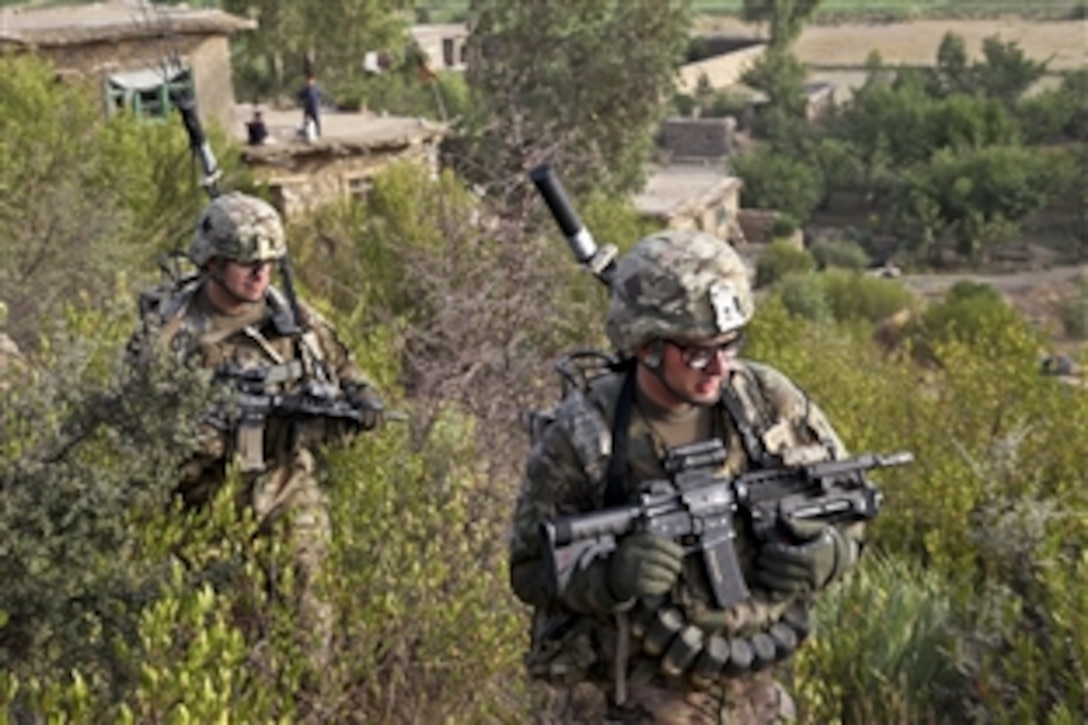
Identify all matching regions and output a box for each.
[605,229,754,356]
[189,192,287,267]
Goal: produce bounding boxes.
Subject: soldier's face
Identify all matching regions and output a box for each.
[220,259,273,302]
[658,333,742,406]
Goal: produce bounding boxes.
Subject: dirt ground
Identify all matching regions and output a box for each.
[900,264,1086,337]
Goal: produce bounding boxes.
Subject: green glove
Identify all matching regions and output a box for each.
[755,519,849,596]
[346,383,385,430]
[607,532,685,602]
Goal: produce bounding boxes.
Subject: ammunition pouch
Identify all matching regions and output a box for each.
[628,594,811,691]
[524,610,601,687]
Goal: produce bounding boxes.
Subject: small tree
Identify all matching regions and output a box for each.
[754,239,816,288]
[733,149,823,225]
[455,0,693,200]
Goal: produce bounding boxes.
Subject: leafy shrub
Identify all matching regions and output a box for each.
[795,554,961,723]
[771,213,800,239]
[702,90,750,119]
[671,92,698,117]
[921,280,1035,348]
[0,302,217,697]
[1059,273,1088,339]
[822,268,917,324]
[773,272,833,324]
[732,149,823,224]
[810,238,872,271]
[754,239,815,288]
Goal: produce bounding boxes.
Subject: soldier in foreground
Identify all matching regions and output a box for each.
[129,191,384,672]
[510,230,867,723]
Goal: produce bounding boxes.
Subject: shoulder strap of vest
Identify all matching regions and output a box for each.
[603,363,775,505]
[604,370,637,507]
[720,382,771,467]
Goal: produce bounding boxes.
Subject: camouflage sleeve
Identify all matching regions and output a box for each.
[747,362,865,573]
[509,392,610,609]
[299,301,377,393]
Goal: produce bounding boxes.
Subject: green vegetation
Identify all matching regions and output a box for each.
[3,8,1088,722]
[732,31,1085,268]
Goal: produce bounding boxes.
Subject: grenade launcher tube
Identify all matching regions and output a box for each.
[529,164,617,286]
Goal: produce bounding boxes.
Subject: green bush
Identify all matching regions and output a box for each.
[1059,274,1088,339]
[921,280,1034,349]
[774,272,833,324]
[810,238,872,271]
[822,268,917,323]
[771,213,800,239]
[754,239,815,288]
[732,149,823,224]
[795,554,961,723]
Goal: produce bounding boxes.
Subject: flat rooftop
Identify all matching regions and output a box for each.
[634,163,742,219]
[0,1,254,45]
[232,105,447,160]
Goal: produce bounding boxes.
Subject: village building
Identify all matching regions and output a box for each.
[236,109,446,218]
[634,164,745,245]
[408,23,469,72]
[0,0,253,132]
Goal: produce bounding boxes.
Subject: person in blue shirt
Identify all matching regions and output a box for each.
[297,75,322,139]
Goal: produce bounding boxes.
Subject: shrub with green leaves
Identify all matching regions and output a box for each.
[754,239,816,288]
[810,238,872,271]
[795,554,961,723]
[773,271,833,324]
[920,279,1035,349]
[749,293,1088,720]
[1059,273,1088,339]
[821,268,917,324]
[0,53,248,349]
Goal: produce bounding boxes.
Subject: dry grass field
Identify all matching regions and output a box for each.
[697,16,1086,95]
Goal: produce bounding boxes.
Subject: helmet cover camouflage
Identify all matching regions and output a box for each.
[605,229,754,355]
[189,192,286,267]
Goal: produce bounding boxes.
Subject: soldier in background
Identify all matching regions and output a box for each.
[129,192,385,674]
[509,230,866,723]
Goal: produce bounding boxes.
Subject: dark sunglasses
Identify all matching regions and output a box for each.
[666,333,745,371]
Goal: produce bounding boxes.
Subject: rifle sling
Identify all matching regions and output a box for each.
[605,371,770,506]
[719,382,771,467]
[604,370,637,507]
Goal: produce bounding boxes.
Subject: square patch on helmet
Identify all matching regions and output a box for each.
[708,281,745,332]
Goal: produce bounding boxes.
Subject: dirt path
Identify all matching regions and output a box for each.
[901,264,1086,301]
[898,264,1086,345]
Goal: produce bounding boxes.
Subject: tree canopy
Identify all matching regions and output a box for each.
[453,0,693,200]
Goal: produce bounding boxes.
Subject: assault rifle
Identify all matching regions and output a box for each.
[543,439,913,610]
[208,362,382,432]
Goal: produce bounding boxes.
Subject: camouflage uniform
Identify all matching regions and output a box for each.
[510,231,863,724]
[130,193,382,668]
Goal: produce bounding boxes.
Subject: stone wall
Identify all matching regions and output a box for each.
[32,34,237,131]
[252,142,441,219]
[661,117,736,161]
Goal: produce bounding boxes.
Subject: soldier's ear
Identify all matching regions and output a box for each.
[641,340,663,370]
